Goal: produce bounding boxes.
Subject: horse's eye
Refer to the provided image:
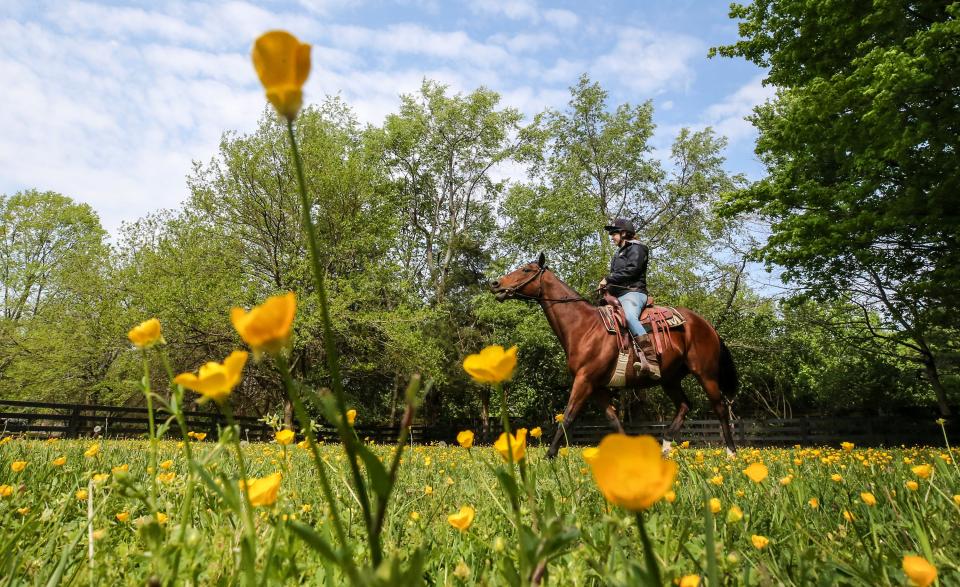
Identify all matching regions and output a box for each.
[521,268,531,273]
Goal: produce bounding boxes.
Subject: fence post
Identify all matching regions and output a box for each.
[67,405,83,438]
[801,419,810,445]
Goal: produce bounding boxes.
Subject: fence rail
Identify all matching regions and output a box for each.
[0,400,954,447]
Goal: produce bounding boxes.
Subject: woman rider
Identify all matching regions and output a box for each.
[598,218,661,379]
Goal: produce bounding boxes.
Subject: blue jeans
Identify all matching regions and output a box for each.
[618,291,648,337]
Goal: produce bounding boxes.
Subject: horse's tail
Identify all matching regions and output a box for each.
[718,338,739,400]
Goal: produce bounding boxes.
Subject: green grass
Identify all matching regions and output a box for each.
[1,437,958,585]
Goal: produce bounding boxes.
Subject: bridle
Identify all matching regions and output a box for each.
[499,265,587,305]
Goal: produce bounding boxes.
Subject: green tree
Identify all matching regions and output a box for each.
[714,0,960,414]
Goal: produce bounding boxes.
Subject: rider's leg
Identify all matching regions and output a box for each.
[618,292,658,378]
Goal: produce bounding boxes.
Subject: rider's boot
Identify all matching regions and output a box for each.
[632,334,661,380]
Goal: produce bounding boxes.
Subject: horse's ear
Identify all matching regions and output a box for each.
[536,252,546,267]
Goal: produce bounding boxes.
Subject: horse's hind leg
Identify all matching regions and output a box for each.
[697,374,737,457]
[661,379,691,454]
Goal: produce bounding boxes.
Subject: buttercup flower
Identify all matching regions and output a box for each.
[0,485,13,497]
[231,292,296,358]
[116,512,130,523]
[906,480,919,491]
[127,318,165,349]
[251,32,311,121]
[554,413,565,423]
[710,498,722,514]
[494,428,527,463]
[457,430,474,449]
[244,472,282,507]
[52,456,67,467]
[860,492,877,506]
[174,351,249,404]
[727,505,743,523]
[664,490,676,503]
[92,473,110,484]
[743,462,768,483]
[447,506,475,531]
[11,461,26,472]
[463,345,518,383]
[159,459,173,470]
[530,427,542,439]
[276,429,295,445]
[582,447,600,464]
[346,409,357,426]
[808,498,819,509]
[75,489,88,501]
[679,575,701,587]
[902,555,937,586]
[751,535,769,550]
[192,432,207,441]
[911,464,932,479]
[588,434,677,512]
[841,442,854,452]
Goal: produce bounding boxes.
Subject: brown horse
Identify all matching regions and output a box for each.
[490,253,739,458]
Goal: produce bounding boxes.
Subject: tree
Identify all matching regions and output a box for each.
[713,0,960,414]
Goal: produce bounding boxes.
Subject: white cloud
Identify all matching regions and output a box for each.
[701,75,775,142]
[593,27,704,95]
[488,31,558,53]
[543,8,578,29]
[469,0,539,22]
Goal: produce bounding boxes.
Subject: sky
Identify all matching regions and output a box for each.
[0,0,774,238]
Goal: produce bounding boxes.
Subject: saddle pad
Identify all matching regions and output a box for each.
[598,306,617,333]
[608,351,630,387]
[640,306,686,329]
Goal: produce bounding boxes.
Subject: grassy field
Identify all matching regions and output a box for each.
[0,434,957,585]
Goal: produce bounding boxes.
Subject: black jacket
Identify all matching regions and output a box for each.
[606,240,648,294]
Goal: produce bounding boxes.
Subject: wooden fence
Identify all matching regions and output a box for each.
[0,399,954,447]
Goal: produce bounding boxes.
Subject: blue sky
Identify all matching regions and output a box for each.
[1,0,772,237]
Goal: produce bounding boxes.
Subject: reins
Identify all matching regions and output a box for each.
[503,266,589,304]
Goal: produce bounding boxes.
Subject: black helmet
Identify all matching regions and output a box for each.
[604,218,635,234]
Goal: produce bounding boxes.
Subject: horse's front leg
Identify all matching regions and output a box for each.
[547,374,593,458]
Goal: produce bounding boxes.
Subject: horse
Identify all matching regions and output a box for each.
[489,252,739,458]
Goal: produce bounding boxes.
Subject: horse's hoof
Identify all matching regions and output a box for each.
[726,448,737,459]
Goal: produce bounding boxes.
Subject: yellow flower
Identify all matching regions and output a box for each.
[193,432,207,441]
[860,492,877,506]
[911,464,932,479]
[779,475,793,486]
[75,489,88,501]
[727,505,743,523]
[679,574,701,587]
[157,472,176,484]
[906,480,919,491]
[709,498,722,514]
[841,442,854,452]
[742,462,768,483]
[84,444,100,458]
[0,485,14,498]
[174,350,249,403]
[588,434,676,512]
[251,32,311,121]
[830,473,842,483]
[463,345,518,383]
[710,474,723,486]
[231,292,296,358]
[558,446,570,457]
[127,318,165,349]
[494,428,528,463]
[453,561,470,580]
[680,441,690,449]
[447,506,475,531]
[17,507,29,516]
[582,447,600,464]
[554,413,565,423]
[530,427,542,439]
[92,473,110,484]
[424,485,433,495]
[11,461,27,472]
[156,512,168,525]
[409,511,420,521]
[953,494,960,507]
[808,498,819,509]
[275,429,295,445]
[297,439,310,450]
[664,490,676,503]
[112,464,129,474]
[0,437,11,446]
[52,456,67,467]
[751,535,769,550]
[246,472,282,507]
[843,510,855,522]
[346,409,357,426]
[456,430,474,449]
[902,555,937,587]
[116,512,130,523]
[160,459,174,470]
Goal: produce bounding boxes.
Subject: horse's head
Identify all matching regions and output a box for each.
[489,252,547,302]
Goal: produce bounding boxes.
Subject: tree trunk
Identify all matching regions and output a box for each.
[922,358,952,416]
[481,389,490,441]
[283,399,294,429]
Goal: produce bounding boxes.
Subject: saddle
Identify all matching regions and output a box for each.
[597,293,686,356]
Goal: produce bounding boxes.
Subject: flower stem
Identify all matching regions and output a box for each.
[139,350,159,512]
[635,512,661,587]
[221,403,258,586]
